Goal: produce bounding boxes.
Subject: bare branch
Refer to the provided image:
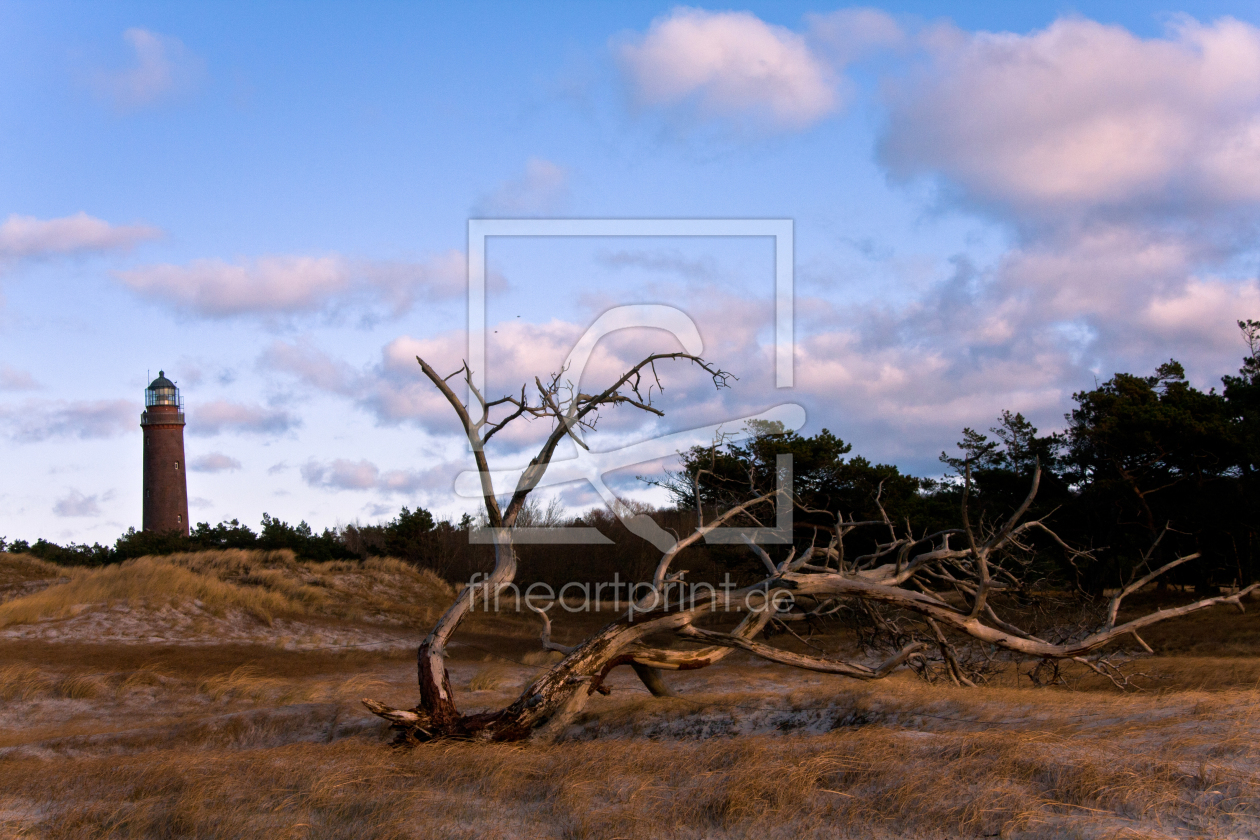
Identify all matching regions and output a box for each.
[680,624,927,679]
[528,602,577,654]
[1106,552,1201,630]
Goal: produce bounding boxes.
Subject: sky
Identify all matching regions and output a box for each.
[3,1,1260,544]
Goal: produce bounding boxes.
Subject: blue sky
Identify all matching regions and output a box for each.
[3,1,1260,543]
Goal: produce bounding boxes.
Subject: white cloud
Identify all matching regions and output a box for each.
[617,7,839,129]
[115,251,466,319]
[189,452,243,473]
[301,458,431,494]
[880,16,1260,218]
[474,158,569,216]
[0,399,134,442]
[93,28,204,110]
[0,212,160,259]
[53,490,102,518]
[191,400,299,437]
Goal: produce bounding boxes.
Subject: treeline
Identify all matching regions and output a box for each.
[664,320,1260,595]
[5,321,1258,593]
[0,508,475,571]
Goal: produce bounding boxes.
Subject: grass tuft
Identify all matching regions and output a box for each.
[0,664,49,701]
[520,650,565,667]
[468,665,514,691]
[52,674,107,700]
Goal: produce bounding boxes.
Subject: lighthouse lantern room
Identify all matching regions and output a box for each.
[141,370,189,535]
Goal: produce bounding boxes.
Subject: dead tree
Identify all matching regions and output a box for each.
[364,353,1259,743]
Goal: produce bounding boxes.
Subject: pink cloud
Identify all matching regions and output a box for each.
[189,452,242,473]
[0,212,160,259]
[0,365,38,391]
[116,250,465,318]
[881,16,1260,215]
[301,458,434,495]
[191,400,299,437]
[617,8,839,129]
[1140,277,1260,350]
[0,399,134,442]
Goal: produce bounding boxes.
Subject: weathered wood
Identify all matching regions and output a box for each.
[630,663,674,697]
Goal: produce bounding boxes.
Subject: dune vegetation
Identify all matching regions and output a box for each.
[0,549,453,631]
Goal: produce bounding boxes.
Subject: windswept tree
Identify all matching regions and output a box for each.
[364,349,1259,743]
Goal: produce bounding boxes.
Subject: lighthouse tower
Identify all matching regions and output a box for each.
[141,371,189,535]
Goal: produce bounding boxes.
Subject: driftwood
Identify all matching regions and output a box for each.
[364,352,1257,743]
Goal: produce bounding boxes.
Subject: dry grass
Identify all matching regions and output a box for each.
[0,663,48,700]
[4,552,1260,838]
[4,646,1258,838]
[0,553,65,587]
[0,553,303,627]
[51,674,108,700]
[468,664,516,691]
[0,550,455,631]
[520,649,565,667]
[3,663,136,702]
[197,664,318,704]
[2,715,1258,839]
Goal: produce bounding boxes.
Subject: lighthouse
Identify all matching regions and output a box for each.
[141,371,189,535]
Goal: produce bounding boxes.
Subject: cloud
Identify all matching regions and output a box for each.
[617,7,839,130]
[261,313,736,443]
[301,458,431,494]
[115,250,465,319]
[0,212,160,260]
[0,365,38,391]
[880,16,1260,221]
[93,28,204,110]
[854,12,1260,442]
[259,337,362,395]
[0,399,134,442]
[191,400,300,437]
[1138,276,1260,351]
[189,452,242,473]
[474,158,569,216]
[781,225,1260,470]
[54,490,102,518]
[257,268,1252,483]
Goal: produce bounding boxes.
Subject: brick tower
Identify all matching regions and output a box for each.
[141,371,189,535]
